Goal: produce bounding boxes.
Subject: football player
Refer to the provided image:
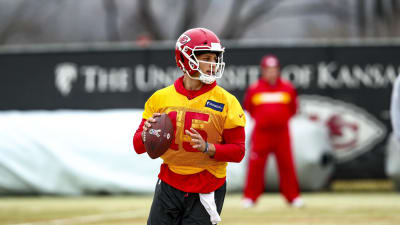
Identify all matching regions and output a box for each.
[133,28,246,225]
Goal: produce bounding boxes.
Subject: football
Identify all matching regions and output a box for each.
[143,114,174,159]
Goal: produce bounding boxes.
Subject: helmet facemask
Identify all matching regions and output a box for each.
[178,44,225,84]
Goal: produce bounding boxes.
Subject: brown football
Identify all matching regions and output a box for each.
[143,114,174,159]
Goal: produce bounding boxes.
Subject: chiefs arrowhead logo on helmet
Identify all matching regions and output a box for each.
[178,34,191,46]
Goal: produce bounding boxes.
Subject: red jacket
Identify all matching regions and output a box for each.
[244,78,297,130]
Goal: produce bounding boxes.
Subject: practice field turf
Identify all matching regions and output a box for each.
[1,192,399,225]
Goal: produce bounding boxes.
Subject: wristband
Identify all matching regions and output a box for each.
[203,142,209,153]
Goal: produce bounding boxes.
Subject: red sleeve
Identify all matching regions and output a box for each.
[290,87,298,116]
[213,126,245,163]
[133,119,146,154]
[243,88,253,115]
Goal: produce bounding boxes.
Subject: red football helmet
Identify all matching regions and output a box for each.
[175,28,225,84]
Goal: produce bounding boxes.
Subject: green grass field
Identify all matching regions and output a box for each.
[1,191,399,225]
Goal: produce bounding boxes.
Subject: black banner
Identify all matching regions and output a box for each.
[0,45,398,179]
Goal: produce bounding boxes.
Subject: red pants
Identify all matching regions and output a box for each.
[243,127,300,203]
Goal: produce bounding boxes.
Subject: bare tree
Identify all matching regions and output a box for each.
[2,0,400,45]
[219,0,246,39]
[220,0,281,39]
[134,0,400,41]
[136,0,164,40]
[0,0,64,45]
[175,0,212,36]
[103,0,120,41]
[0,1,31,44]
[136,0,280,40]
[356,0,367,37]
[355,0,400,37]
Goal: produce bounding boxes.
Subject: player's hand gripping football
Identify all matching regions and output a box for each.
[185,128,215,157]
[141,113,161,141]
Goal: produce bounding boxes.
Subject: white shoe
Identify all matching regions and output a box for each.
[290,197,305,208]
[242,198,255,208]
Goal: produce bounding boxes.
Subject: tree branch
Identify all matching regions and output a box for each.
[176,0,196,36]
[220,0,246,39]
[233,0,280,38]
[0,1,30,44]
[137,0,164,40]
[103,0,120,41]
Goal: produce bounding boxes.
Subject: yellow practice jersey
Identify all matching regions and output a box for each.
[142,84,246,178]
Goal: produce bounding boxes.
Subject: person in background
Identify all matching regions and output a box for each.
[133,27,246,225]
[241,54,304,208]
[391,75,400,142]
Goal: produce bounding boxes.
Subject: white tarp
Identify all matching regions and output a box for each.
[0,110,334,195]
[0,109,162,195]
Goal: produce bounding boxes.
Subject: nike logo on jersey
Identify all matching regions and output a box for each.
[205,100,225,112]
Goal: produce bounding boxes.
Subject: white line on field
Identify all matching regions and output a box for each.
[8,209,148,225]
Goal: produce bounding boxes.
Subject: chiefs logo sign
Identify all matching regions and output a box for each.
[299,95,386,163]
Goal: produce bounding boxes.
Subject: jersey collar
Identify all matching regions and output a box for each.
[174,76,216,100]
